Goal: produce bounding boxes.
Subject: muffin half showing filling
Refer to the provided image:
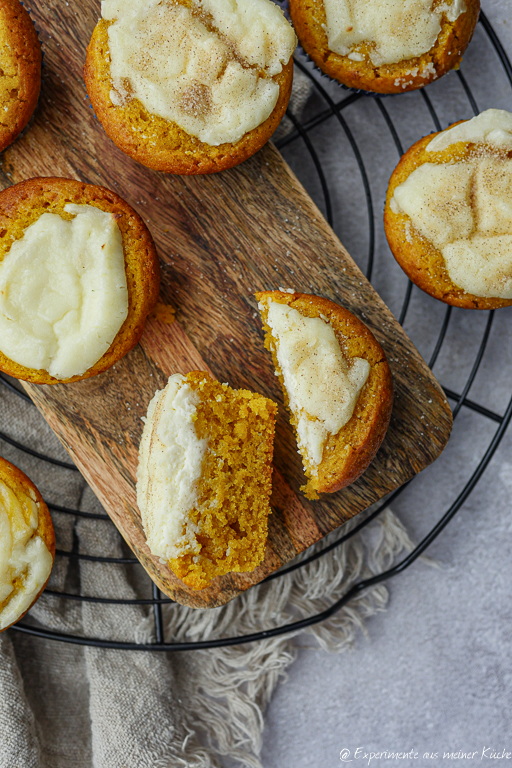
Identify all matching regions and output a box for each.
[85,0,297,174]
[137,372,277,590]
[0,457,55,632]
[256,291,393,498]
[0,177,160,383]
[385,109,512,309]
[289,0,479,94]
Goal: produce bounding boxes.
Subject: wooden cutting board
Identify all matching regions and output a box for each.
[2,0,452,608]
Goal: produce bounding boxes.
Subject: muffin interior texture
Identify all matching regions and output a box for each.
[138,372,277,590]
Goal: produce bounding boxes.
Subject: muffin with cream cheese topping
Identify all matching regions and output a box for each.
[0,456,55,632]
[0,177,160,384]
[289,0,479,94]
[385,109,512,309]
[256,291,393,499]
[137,371,277,590]
[84,0,297,174]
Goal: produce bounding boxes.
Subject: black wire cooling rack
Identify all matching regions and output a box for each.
[3,8,512,651]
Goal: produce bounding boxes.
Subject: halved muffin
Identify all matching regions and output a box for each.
[0,0,41,153]
[385,109,512,309]
[289,0,479,94]
[256,291,393,498]
[137,372,277,590]
[84,0,297,174]
[0,457,55,632]
[0,177,160,383]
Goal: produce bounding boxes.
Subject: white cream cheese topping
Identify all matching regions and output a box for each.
[323,0,465,66]
[392,162,474,249]
[391,110,512,298]
[262,300,370,471]
[137,374,208,562]
[0,204,128,380]
[426,109,512,152]
[0,479,53,631]
[102,0,296,146]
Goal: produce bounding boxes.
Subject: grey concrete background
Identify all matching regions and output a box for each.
[262,2,512,766]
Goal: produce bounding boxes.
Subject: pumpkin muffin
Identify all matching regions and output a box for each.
[137,371,277,590]
[0,456,55,632]
[385,109,512,309]
[0,0,41,153]
[256,291,393,499]
[0,177,160,384]
[84,0,297,174]
[289,0,479,94]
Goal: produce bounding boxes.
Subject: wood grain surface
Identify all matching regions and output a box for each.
[2,0,453,608]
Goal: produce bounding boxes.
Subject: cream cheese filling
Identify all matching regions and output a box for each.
[426,108,512,153]
[0,479,53,631]
[102,0,296,147]
[137,374,208,563]
[262,299,370,472]
[0,204,128,380]
[391,110,512,298]
[323,0,465,67]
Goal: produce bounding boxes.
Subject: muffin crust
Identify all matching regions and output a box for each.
[0,0,41,152]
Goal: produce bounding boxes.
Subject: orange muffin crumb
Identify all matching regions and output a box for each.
[138,372,277,590]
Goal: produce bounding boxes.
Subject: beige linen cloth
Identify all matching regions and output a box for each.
[0,73,415,768]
